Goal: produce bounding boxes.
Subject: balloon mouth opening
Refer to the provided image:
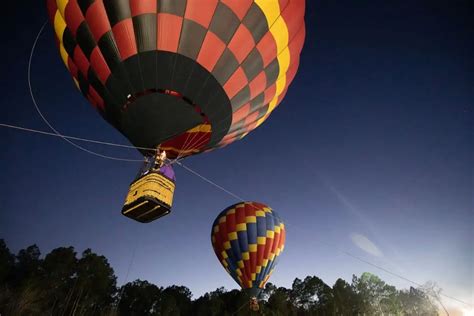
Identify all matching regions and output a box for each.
[244,287,264,299]
[122,89,212,159]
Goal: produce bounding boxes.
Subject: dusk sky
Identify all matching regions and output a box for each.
[1,1,472,314]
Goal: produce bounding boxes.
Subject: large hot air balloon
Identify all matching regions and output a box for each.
[46,0,305,222]
[211,202,286,309]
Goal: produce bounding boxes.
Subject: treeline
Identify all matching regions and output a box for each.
[0,239,438,315]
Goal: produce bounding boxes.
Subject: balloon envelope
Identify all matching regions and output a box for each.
[46,0,305,158]
[211,201,286,297]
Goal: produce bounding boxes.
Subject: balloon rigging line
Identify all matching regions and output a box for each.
[169,126,198,164]
[175,161,246,202]
[0,122,202,166]
[170,128,211,164]
[116,235,140,310]
[174,162,472,309]
[28,22,146,312]
[0,121,201,169]
[29,20,144,162]
[27,21,207,163]
[0,123,154,153]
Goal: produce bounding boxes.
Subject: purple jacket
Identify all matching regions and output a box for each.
[160,164,176,181]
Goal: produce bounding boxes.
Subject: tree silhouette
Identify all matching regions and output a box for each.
[118,280,161,315]
[0,239,439,315]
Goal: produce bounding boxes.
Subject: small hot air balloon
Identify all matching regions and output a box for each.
[46,0,305,222]
[211,202,286,307]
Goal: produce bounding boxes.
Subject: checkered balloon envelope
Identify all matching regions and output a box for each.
[211,201,286,298]
[46,0,306,159]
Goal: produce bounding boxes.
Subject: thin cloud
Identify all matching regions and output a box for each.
[315,175,405,272]
[351,233,384,257]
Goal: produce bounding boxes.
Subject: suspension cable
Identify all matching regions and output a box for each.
[175,161,472,309]
[0,123,154,152]
[28,21,144,162]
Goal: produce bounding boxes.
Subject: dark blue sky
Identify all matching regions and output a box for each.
[1,1,472,313]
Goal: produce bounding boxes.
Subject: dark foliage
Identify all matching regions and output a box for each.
[0,239,438,315]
